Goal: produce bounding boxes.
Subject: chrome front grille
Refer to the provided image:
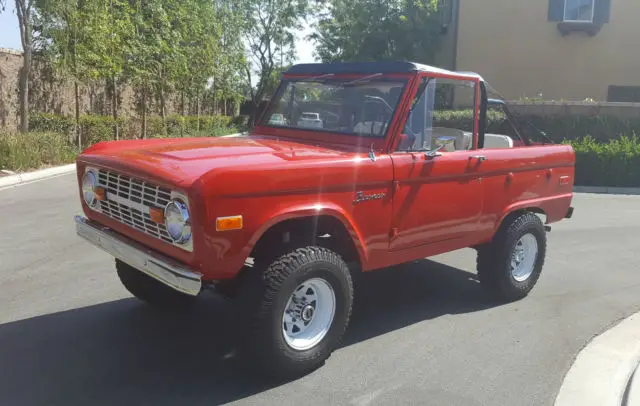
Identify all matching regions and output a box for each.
[96,169,174,244]
[98,169,172,208]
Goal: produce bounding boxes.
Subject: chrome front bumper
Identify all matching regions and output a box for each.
[74,215,202,296]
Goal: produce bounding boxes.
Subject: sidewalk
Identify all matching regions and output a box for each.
[555,311,640,406]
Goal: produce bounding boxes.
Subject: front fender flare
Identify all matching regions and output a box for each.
[247,202,368,266]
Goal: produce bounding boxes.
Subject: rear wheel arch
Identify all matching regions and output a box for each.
[495,207,547,237]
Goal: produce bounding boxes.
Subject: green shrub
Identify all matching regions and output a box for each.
[30,113,240,145]
[569,135,640,187]
[432,109,640,144]
[2,113,241,171]
[525,114,640,144]
[30,113,76,135]
[0,132,79,171]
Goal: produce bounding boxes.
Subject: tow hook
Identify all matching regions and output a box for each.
[544,226,551,232]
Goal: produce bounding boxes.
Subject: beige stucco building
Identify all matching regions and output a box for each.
[436,0,640,102]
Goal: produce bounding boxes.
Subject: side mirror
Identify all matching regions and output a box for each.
[433,135,456,152]
[425,145,444,159]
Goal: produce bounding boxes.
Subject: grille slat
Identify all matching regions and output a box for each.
[96,169,173,243]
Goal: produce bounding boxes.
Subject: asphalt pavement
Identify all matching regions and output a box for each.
[1,173,640,406]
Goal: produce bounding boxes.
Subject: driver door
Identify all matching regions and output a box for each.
[389,75,484,251]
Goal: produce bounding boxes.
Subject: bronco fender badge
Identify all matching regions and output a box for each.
[353,191,386,205]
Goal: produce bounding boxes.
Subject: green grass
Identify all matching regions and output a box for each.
[0,132,79,172]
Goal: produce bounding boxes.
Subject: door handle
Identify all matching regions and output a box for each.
[469,155,486,161]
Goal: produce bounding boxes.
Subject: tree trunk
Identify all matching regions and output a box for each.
[75,81,81,148]
[18,48,31,133]
[103,80,108,115]
[160,85,167,135]
[141,87,147,139]
[112,77,119,140]
[196,91,201,133]
[16,1,33,134]
[213,82,216,116]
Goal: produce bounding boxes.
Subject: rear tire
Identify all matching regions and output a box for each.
[476,212,547,301]
[236,246,353,379]
[116,259,197,308]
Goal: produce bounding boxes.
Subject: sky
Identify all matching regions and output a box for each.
[0,6,316,63]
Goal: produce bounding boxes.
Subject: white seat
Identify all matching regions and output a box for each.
[484,133,514,149]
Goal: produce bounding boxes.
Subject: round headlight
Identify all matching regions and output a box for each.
[165,199,191,244]
[82,171,98,207]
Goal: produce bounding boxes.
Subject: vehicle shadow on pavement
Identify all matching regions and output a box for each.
[0,259,498,405]
[343,258,498,347]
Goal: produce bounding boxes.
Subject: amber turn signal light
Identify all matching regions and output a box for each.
[149,207,165,223]
[216,215,243,231]
[95,186,106,201]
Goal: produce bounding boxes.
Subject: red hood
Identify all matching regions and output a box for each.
[76,135,354,190]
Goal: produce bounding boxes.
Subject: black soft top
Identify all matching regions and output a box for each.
[284,60,483,81]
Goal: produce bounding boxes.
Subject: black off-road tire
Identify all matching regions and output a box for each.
[476,212,547,301]
[236,246,353,379]
[116,259,197,308]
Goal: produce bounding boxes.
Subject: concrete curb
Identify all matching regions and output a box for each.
[625,363,639,405]
[574,186,640,196]
[0,163,77,191]
[555,312,640,406]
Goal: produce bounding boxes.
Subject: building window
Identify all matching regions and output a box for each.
[607,86,640,103]
[439,0,453,29]
[564,0,595,22]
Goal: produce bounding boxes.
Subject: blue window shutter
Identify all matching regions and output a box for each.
[548,0,565,21]
[593,0,611,24]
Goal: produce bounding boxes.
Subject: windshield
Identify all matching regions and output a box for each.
[260,77,408,138]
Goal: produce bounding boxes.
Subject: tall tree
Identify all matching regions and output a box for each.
[310,0,443,64]
[1,0,36,133]
[39,0,135,140]
[170,0,222,131]
[240,0,310,126]
[38,0,88,145]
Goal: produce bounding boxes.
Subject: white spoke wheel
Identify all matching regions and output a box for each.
[510,233,538,282]
[237,246,353,378]
[282,278,336,351]
[476,212,546,301]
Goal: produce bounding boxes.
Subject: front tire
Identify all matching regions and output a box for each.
[476,212,547,301]
[237,246,353,378]
[116,259,197,308]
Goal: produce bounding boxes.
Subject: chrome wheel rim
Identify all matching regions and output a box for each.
[282,278,336,351]
[510,233,539,282]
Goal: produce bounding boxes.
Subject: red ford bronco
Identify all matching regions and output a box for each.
[74,61,575,377]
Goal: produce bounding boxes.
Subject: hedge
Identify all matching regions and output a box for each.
[30,113,244,149]
[568,135,640,187]
[4,112,640,187]
[432,109,640,144]
[1,112,243,171]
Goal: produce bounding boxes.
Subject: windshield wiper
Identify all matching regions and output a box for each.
[343,73,382,86]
